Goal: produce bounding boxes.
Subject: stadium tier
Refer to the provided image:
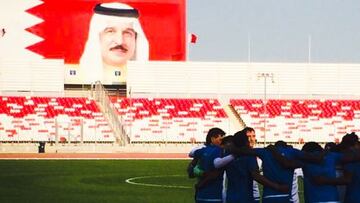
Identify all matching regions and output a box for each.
[110,97,228,143]
[231,99,360,143]
[0,96,115,143]
[2,96,360,144]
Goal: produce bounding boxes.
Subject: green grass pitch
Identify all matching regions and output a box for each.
[0,160,195,203]
[0,160,304,203]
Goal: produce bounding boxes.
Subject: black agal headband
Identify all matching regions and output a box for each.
[94,4,139,18]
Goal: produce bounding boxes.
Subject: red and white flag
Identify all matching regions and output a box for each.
[189,33,197,44]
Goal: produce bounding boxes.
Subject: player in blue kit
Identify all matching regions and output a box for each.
[343,155,360,203]
[342,133,360,203]
[301,142,344,203]
[242,127,261,202]
[189,127,234,203]
[311,133,360,203]
[225,132,289,203]
[262,140,331,203]
[226,130,310,203]
[343,162,360,203]
[254,141,304,203]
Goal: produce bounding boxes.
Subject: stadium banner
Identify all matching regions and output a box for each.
[0,0,186,85]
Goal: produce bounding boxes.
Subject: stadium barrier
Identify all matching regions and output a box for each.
[91,81,128,145]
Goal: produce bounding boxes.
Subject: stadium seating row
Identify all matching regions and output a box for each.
[0,96,114,142]
[110,97,229,142]
[1,96,359,144]
[231,99,360,143]
[0,96,100,118]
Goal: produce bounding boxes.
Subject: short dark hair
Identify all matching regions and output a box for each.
[339,132,359,150]
[324,142,337,151]
[205,127,226,146]
[221,135,234,146]
[274,140,287,148]
[243,127,255,134]
[302,142,323,153]
[233,130,250,148]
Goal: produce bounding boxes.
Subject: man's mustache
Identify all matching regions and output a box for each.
[110,45,128,52]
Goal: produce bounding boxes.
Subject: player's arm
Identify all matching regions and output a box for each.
[195,169,222,189]
[223,141,257,157]
[251,169,289,193]
[312,170,352,186]
[248,155,289,193]
[196,148,229,188]
[340,149,360,163]
[267,145,303,169]
[187,158,201,178]
[298,150,328,164]
[188,145,205,158]
[188,146,206,178]
[213,154,235,168]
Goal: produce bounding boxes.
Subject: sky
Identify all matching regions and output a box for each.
[187,0,360,63]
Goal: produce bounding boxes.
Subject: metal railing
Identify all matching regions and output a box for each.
[91,81,128,145]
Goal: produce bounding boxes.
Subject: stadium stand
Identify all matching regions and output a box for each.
[3,94,360,146]
[2,94,360,146]
[110,97,229,143]
[230,99,360,144]
[0,96,115,143]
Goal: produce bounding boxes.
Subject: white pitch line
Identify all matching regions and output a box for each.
[125,174,192,189]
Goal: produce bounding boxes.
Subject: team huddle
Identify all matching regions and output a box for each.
[188,127,360,203]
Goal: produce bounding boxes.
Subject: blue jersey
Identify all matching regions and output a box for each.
[344,161,360,203]
[255,147,303,203]
[225,155,259,203]
[302,152,343,203]
[194,145,223,202]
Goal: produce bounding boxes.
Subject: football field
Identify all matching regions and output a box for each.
[0,160,196,203]
[0,159,304,203]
